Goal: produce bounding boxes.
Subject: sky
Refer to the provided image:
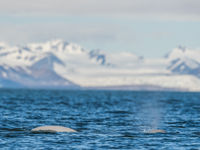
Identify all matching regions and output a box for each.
[0,0,200,58]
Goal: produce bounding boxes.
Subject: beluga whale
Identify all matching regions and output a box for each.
[31,125,77,133]
[145,129,166,134]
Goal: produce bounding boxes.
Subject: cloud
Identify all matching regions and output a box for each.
[0,0,199,58]
[0,0,200,20]
[0,20,138,53]
[0,21,121,45]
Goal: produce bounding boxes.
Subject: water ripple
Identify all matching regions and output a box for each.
[0,90,200,149]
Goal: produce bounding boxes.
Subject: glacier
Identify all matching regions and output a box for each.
[1,40,200,91]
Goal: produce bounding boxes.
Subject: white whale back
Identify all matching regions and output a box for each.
[31,125,77,133]
[146,129,166,134]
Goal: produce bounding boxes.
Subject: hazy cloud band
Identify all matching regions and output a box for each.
[0,0,200,20]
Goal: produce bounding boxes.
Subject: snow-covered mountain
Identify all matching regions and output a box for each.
[166,46,200,78]
[1,40,200,91]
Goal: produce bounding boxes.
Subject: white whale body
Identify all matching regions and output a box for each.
[146,129,166,134]
[31,125,77,133]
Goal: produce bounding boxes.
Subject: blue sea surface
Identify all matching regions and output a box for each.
[0,89,200,149]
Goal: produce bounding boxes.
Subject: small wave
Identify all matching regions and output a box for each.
[0,128,27,132]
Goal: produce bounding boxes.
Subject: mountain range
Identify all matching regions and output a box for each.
[1,40,200,91]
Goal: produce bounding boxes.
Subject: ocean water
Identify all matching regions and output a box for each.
[0,89,200,150]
